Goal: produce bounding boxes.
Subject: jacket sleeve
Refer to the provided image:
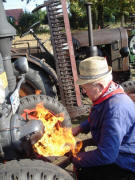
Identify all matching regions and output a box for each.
[80,119,90,134]
[73,106,128,168]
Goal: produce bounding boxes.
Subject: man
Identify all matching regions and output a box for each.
[72,56,135,180]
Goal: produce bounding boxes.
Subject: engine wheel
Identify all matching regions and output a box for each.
[18,94,71,127]
[121,80,135,101]
[14,63,57,98]
[0,159,74,180]
[18,95,71,168]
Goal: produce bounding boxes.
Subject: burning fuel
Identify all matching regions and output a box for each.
[35,89,42,95]
[22,103,82,157]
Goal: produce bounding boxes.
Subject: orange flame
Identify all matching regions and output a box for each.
[22,103,82,157]
[35,90,42,95]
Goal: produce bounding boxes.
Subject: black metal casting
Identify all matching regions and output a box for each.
[0,0,45,161]
[0,0,16,94]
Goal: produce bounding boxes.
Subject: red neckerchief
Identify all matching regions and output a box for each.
[93,81,125,106]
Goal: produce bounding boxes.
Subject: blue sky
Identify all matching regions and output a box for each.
[3,0,45,12]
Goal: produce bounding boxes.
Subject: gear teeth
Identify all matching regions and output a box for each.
[47,0,78,107]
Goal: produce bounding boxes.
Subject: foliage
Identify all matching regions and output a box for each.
[68,0,105,29]
[34,10,48,25]
[69,0,135,29]
[69,0,87,29]
[7,9,48,35]
[104,0,135,25]
[17,11,39,35]
[15,0,135,29]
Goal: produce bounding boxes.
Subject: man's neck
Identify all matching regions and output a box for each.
[92,81,112,102]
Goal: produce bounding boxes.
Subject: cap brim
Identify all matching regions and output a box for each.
[76,66,112,85]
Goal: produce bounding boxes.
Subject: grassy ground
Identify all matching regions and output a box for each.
[12,33,53,53]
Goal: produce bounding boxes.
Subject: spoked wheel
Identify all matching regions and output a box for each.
[0,159,74,180]
[121,80,135,102]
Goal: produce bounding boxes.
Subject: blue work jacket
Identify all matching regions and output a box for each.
[73,93,135,172]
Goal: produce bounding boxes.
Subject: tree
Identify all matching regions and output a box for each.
[105,0,135,26]
[21,0,135,29]
[69,0,87,29]
[35,9,48,25]
[96,0,104,28]
[17,11,39,35]
[69,0,108,29]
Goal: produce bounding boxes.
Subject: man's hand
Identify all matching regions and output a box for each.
[72,125,82,136]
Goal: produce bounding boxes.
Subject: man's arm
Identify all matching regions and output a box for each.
[72,118,90,136]
[72,107,127,168]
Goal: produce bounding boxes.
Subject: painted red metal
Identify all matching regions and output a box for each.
[61,0,82,107]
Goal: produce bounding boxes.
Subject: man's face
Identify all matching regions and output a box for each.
[81,82,103,101]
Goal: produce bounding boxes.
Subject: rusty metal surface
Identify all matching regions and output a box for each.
[46,0,75,108]
[46,0,89,118]
[61,0,81,107]
[118,27,128,47]
[72,27,128,47]
[72,27,129,76]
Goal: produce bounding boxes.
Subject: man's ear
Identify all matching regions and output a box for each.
[98,83,104,91]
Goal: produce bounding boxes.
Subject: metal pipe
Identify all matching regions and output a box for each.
[0,0,16,93]
[86,2,93,47]
[85,2,98,57]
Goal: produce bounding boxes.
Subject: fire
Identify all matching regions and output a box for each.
[35,90,42,95]
[22,103,82,157]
